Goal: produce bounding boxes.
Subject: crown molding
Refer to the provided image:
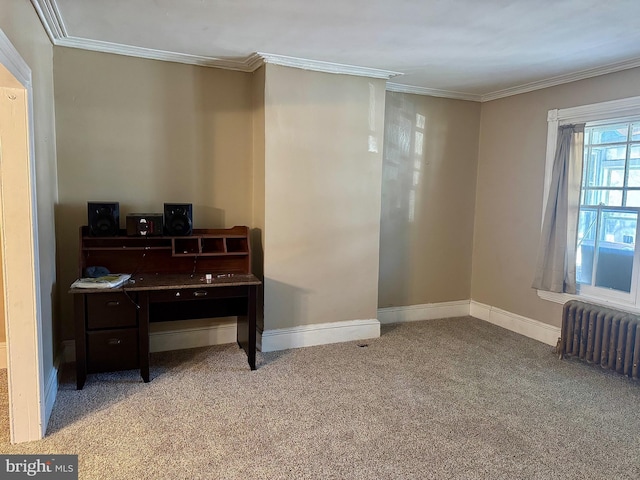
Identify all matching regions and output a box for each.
[56,35,260,71]
[385,82,481,102]
[481,56,640,102]
[245,53,265,72]
[31,1,399,79]
[31,0,261,71]
[257,52,402,80]
[31,0,67,42]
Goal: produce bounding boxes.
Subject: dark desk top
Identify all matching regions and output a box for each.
[69,273,261,294]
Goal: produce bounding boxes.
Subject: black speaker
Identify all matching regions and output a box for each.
[164,203,193,236]
[88,202,120,237]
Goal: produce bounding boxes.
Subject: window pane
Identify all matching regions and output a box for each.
[585,146,627,187]
[625,190,640,207]
[632,123,640,141]
[581,188,623,206]
[582,148,590,187]
[577,209,597,285]
[589,124,629,144]
[627,145,640,187]
[594,210,636,292]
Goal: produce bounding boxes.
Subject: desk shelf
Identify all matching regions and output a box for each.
[79,225,252,276]
[83,246,172,251]
[201,237,225,254]
[173,237,200,256]
[171,235,250,257]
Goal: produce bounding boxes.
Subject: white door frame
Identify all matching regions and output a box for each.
[0,28,46,443]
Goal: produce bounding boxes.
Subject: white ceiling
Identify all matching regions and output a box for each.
[32,0,640,101]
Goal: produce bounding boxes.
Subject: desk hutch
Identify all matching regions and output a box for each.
[69,225,260,389]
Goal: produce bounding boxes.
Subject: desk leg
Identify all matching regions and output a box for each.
[74,294,87,390]
[139,292,150,383]
[237,285,257,370]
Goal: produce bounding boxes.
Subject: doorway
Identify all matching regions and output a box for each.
[0,30,46,443]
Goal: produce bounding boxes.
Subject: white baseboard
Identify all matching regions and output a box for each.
[377,300,470,324]
[376,300,560,347]
[44,351,63,428]
[149,322,237,353]
[470,300,560,346]
[57,300,561,363]
[259,319,381,353]
[0,342,5,369]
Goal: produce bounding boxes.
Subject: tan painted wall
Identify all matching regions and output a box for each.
[50,18,640,349]
[473,67,640,327]
[379,91,480,307]
[53,47,254,339]
[0,2,58,369]
[262,64,385,330]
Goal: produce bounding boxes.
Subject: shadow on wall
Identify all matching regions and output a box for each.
[55,202,89,342]
[261,278,312,333]
[250,228,264,332]
[195,206,225,228]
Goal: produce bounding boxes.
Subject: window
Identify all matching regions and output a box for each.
[539,96,640,310]
[577,121,640,303]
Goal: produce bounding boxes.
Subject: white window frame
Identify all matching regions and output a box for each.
[577,206,640,305]
[537,95,640,313]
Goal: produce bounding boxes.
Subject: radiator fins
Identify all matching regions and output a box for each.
[560,300,640,379]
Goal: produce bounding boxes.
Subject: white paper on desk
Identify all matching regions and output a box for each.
[71,274,131,289]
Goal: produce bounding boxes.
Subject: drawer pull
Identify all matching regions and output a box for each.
[108,338,122,345]
[175,292,181,297]
[193,291,207,297]
[106,301,120,307]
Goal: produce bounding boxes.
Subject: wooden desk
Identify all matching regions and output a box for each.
[70,273,259,389]
[69,226,260,389]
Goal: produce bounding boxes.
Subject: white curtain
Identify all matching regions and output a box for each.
[533,124,585,294]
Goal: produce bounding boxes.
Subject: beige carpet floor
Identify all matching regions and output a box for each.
[0,369,8,445]
[1,317,640,479]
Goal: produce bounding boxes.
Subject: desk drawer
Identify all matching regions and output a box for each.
[148,286,248,302]
[87,328,138,373]
[87,292,137,329]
